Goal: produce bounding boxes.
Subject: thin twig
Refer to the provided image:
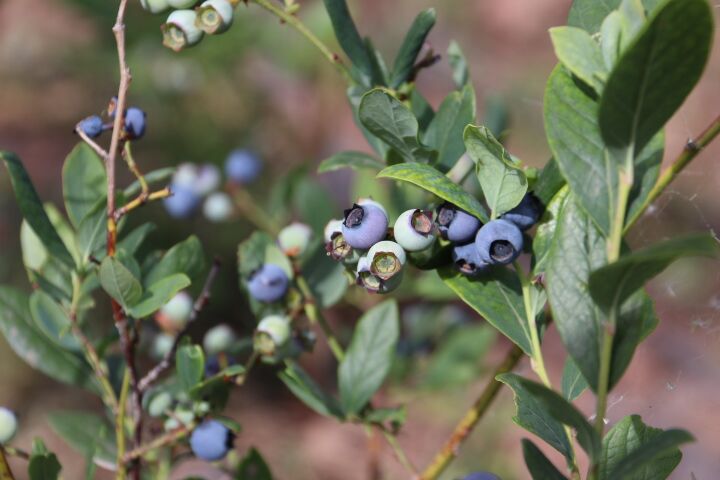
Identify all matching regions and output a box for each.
[1,447,29,462]
[137,258,222,392]
[0,447,15,480]
[75,125,110,159]
[124,424,194,462]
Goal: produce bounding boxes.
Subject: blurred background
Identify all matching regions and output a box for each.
[1,0,719,478]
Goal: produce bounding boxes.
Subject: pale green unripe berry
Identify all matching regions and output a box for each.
[324,218,343,243]
[140,0,171,14]
[151,333,175,360]
[0,408,18,444]
[203,324,237,356]
[278,222,313,257]
[148,392,173,418]
[393,209,436,252]
[196,0,234,35]
[254,315,291,355]
[367,240,406,281]
[356,256,403,294]
[162,10,204,52]
[158,291,193,330]
[168,0,198,7]
[203,192,234,222]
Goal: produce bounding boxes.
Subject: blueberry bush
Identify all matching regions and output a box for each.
[0,0,718,479]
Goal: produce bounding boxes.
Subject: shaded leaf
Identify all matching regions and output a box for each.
[99,257,142,312]
[279,361,344,419]
[28,438,62,480]
[29,290,81,351]
[237,447,273,480]
[144,235,206,287]
[532,186,569,275]
[317,151,385,173]
[389,9,436,88]
[47,411,116,464]
[177,343,205,392]
[322,0,374,83]
[62,143,106,228]
[424,84,476,172]
[561,356,588,401]
[423,324,495,389]
[522,438,568,480]
[447,40,469,87]
[129,274,191,319]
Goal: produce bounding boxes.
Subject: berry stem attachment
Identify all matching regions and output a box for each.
[295,272,345,362]
[230,185,281,235]
[123,423,195,463]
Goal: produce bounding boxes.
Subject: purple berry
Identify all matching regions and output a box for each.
[501,193,543,230]
[78,115,104,138]
[163,184,200,218]
[342,203,388,250]
[475,219,523,265]
[247,264,289,303]
[451,242,489,276]
[436,204,481,243]
[225,149,262,185]
[124,107,146,139]
[190,419,234,461]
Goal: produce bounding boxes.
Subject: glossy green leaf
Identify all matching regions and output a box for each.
[567,0,621,33]
[389,8,436,88]
[99,257,142,312]
[589,234,719,314]
[409,89,435,130]
[47,411,116,464]
[317,151,385,173]
[339,300,399,414]
[292,178,335,235]
[533,158,566,206]
[561,356,588,401]
[238,232,274,279]
[440,267,532,354]
[423,324,495,389]
[322,0,373,82]
[532,186,569,275]
[302,244,348,308]
[117,222,156,256]
[377,163,488,222]
[497,373,574,462]
[601,415,690,480]
[549,26,607,93]
[447,40,470,87]
[365,38,390,87]
[28,439,62,480]
[359,89,436,163]
[348,86,389,158]
[144,235,206,287]
[129,274,191,319]
[522,439,568,480]
[600,11,623,69]
[464,125,527,218]
[76,200,107,266]
[598,0,714,152]
[625,131,663,225]
[62,143,106,228]
[424,84,476,172]
[177,343,205,392]
[0,286,96,391]
[29,290,81,351]
[237,447,273,480]
[1,151,74,267]
[279,361,344,419]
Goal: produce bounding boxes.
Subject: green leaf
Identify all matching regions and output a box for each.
[117,222,156,256]
[447,40,470,87]
[1,151,75,268]
[377,163,488,222]
[522,439,568,480]
[302,244,348,308]
[544,65,616,235]
[322,0,373,82]
[28,439,62,480]
[561,357,589,401]
[497,373,574,462]
[423,324,495,389]
[359,89,436,163]
[48,411,116,462]
[338,300,399,414]
[176,343,205,392]
[129,274,191,318]
[0,286,97,391]
[62,143,106,228]
[482,95,510,142]
[549,26,607,93]
[317,151,385,173]
[601,415,691,480]
[532,186,569,275]
[279,361,344,418]
[76,200,107,266]
[348,86,390,158]
[237,447,273,480]
[533,158,566,207]
[238,232,274,279]
[589,234,719,314]
[424,84,476,173]
[439,267,532,354]
[364,406,407,427]
[189,365,246,411]
[99,257,142,312]
[292,178,335,235]
[29,290,81,351]
[598,0,714,152]
[144,235,206,287]
[389,9,437,88]
[464,125,527,218]
[625,131,663,225]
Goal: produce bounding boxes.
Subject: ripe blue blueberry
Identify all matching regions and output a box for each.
[204,354,236,377]
[451,242,489,276]
[501,193,543,231]
[342,203,389,250]
[461,473,502,480]
[0,407,18,444]
[225,149,262,185]
[247,264,289,303]
[163,184,200,218]
[393,209,435,252]
[195,164,222,196]
[78,115,104,138]
[190,419,234,461]
[436,204,481,243]
[475,219,523,265]
[124,107,147,139]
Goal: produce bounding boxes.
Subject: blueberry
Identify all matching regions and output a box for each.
[196,0,234,35]
[164,184,200,218]
[436,204,481,243]
[225,149,262,185]
[204,353,236,377]
[164,407,195,432]
[151,333,175,360]
[162,10,204,52]
[501,193,543,231]
[168,0,198,7]
[173,163,199,188]
[367,240,406,281]
[203,324,237,356]
[247,264,289,303]
[203,192,233,222]
[356,256,403,294]
[0,407,18,444]
[324,219,343,243]
[342,203,389,250]
[124,107,147,140]
[195,164,222,196]
[190,419,234,461]
[157,291,193,331]
[140,0,170,14]
[394,209,436,252]
[147,392,173,418]
[254,315,291,355]
[475,219,523,265]
[460,473,502,480]
[452,242,489,276]
[278,222,313,257]
[78,115,104,138]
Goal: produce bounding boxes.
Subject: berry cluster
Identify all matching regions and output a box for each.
[140,0,237,52]
[326,193,543,293]
[77,97,146,141]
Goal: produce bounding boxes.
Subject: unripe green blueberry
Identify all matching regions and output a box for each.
[203,192,234,222]
[203,324,237,356]
[148,392,173,418]
[162,10,204,52]
[367,240,406,281]
[324,218,343,243]
[393,209,436,252]
[0,407,18,444]
[196,0,234,35]
[278,222,313,257]
[151,333,175,360]
[356,256,403,294]
[254,315,291,355]
[164,407,195,431]
[168,0,198,7]
[156,291,193,332]
[140,0,171,14]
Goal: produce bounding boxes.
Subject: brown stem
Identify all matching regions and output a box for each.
[75,125,110,158]
[0,447,16,480]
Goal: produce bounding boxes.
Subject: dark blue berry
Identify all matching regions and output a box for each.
[451,242,489,276]
[78,115,104,138]
[124,107,147,139]
[501,193,543,230]
[225,149,262,185]
[163,184,200,218]
[436,204,481,243]
[189,419,234,461]
[247,264,289,303]
[475,219,523,265]
[342,203,389,250]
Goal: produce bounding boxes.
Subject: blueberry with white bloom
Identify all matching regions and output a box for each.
[203,192,233,222]
[190,419,234,461]
[140,0,171,14]
[435,203,481,243]
[324,219,343,243]
[124,107,147,139]
[356,256,403,294]
[278,222,313,257]
[168,0,199,8]
[393,209,435,252]
[367,240,406,281]
[225,149,262,185]
[0,408,18,444]
[475,219,523,265]
[196,0,234,35]
[254,315,291,355]
[501,193,543,231]
[452,242,489,276]
[78,115,104,138]
[164,184,200,218]
[156,291,193,331]
[162,10,204,52]
[247,264,289,303]
[194,164,222,196]
[342,202,388,250]
[203,324,237,356]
